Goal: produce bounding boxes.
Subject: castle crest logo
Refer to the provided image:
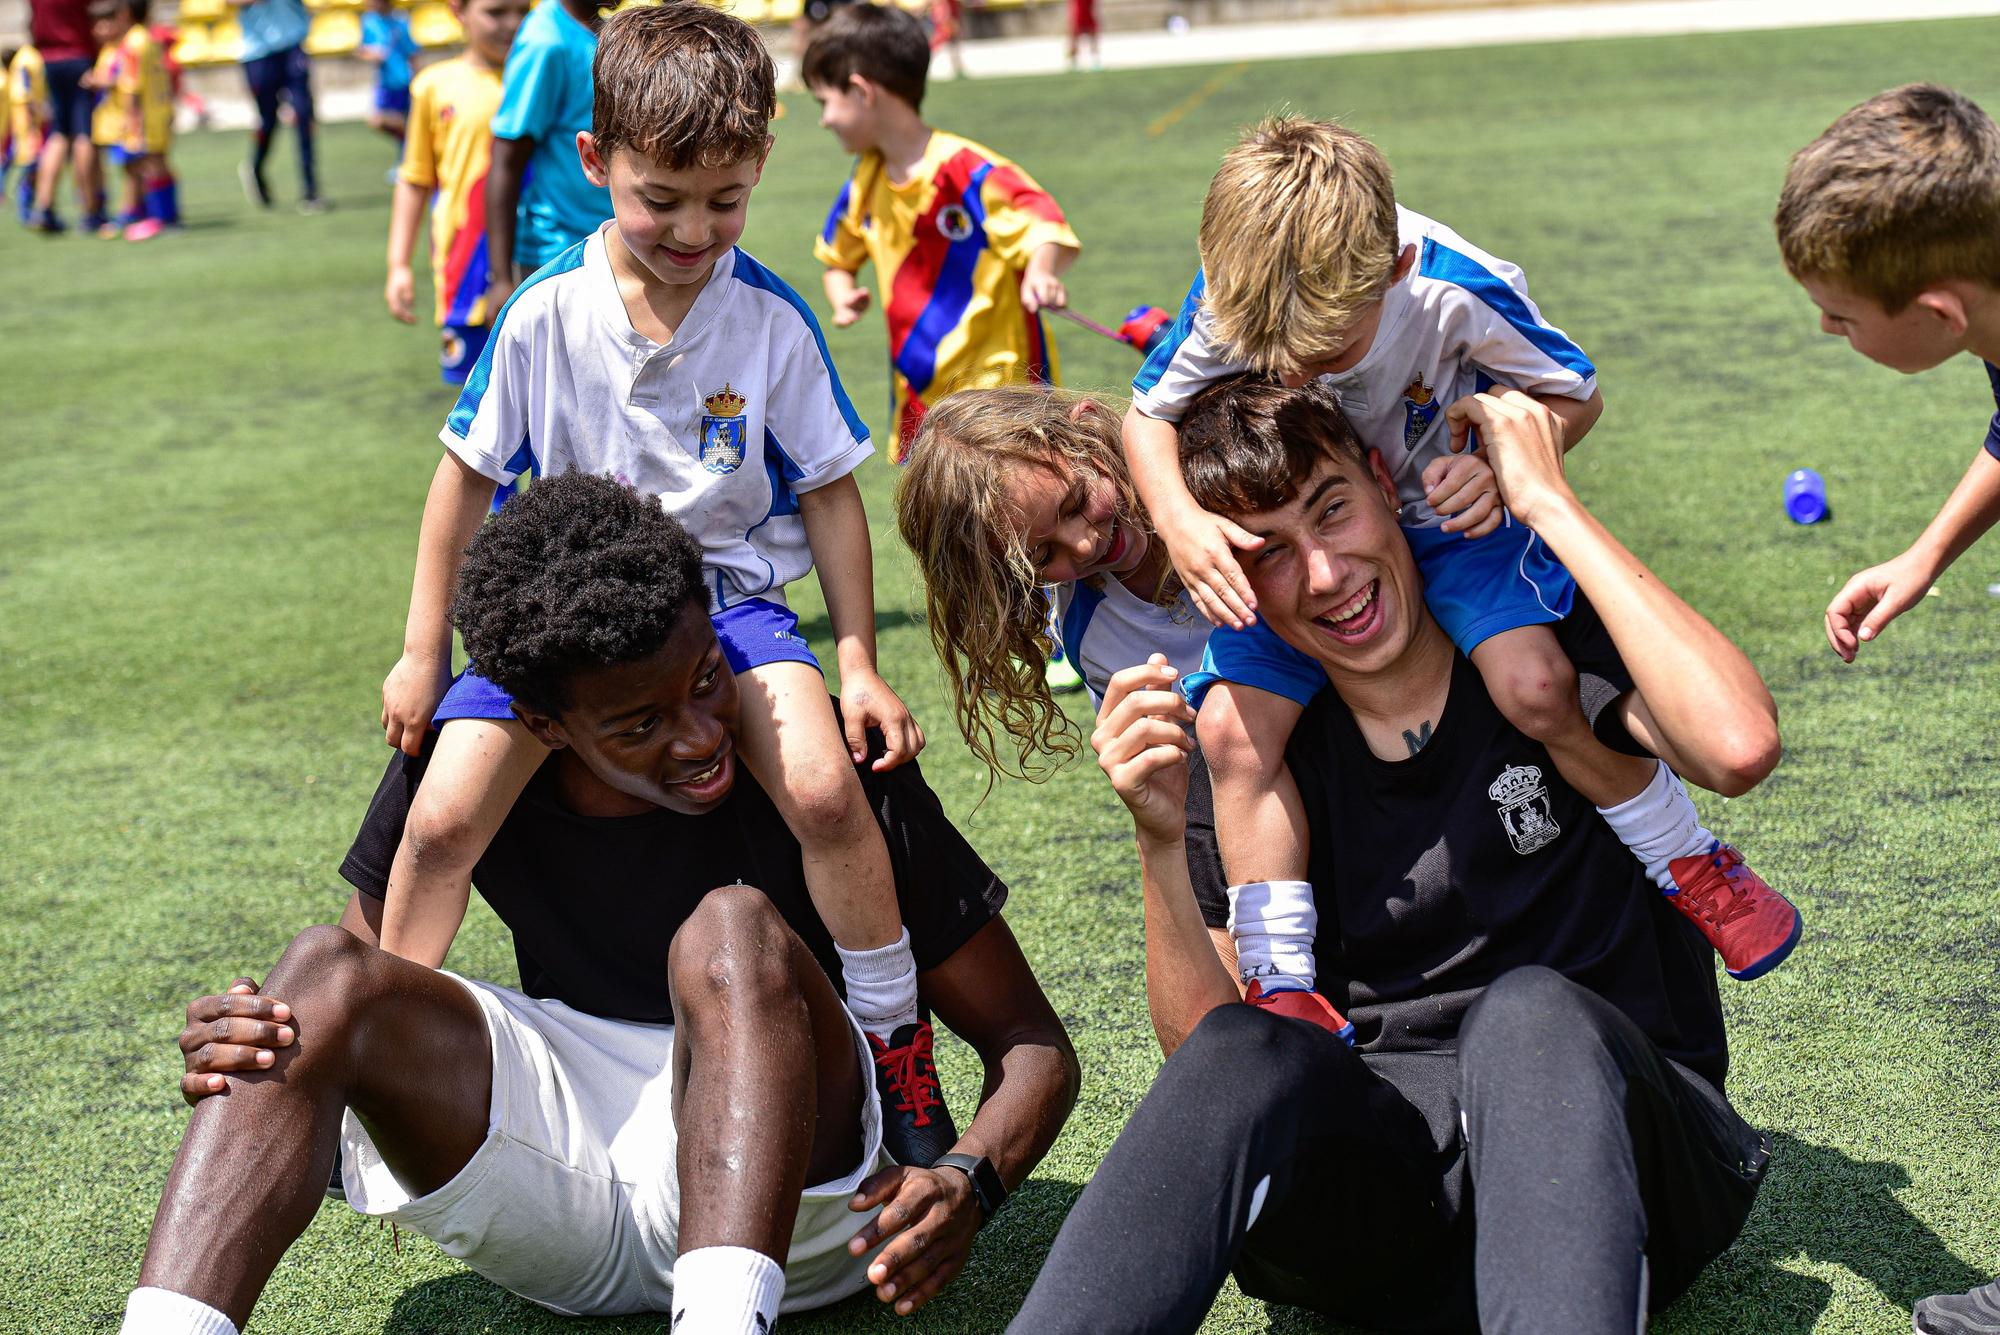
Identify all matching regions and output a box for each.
[698,384,748,475]
[1402,373,1441,450]
[1488,762,1560,855]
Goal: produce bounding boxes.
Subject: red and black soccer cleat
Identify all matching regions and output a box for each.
[1244,979,1356,1046]
[1664,843,1803,981]
[869,1021,959,1167]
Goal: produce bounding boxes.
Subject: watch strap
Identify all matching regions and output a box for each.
[932,1152,1007,1223]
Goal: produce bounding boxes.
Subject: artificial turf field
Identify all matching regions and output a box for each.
[6,13,2000,1332]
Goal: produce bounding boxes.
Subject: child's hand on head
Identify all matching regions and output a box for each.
[1423,448,1501,538]
[1157,504,1263,631]
[841,668,924,771]
[385,266,416,324]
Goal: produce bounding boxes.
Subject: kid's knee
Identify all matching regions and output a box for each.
[1196,689,1287,785]
[1484,643,1580,744]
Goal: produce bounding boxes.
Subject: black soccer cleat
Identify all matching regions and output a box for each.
[868,1021,958,1167]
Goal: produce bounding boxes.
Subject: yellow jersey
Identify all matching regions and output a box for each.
[814,129,1080,458]
[91,27,170,153]
[7,46,46,154]
[400,57,503,328]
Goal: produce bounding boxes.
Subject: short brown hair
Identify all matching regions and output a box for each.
[1776,84,2000,311]
[1179,375,1365,516]
[801,4,928,112]
[592,2,775,170]
[1198,117,1400,378]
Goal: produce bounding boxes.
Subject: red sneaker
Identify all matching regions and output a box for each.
[868,1021,959,1167]
[1245,980,1356,1046]
[1664,843,1802,981]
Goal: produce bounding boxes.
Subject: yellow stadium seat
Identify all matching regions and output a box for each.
[171,23,211,63]
[765,0,801,21]
[177,0,228,21]
[410,1,463,45]
[721,0,769,21]
[304,8,361,53]
[205,17,242,60]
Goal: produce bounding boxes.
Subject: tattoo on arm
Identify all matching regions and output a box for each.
[1402,720,1433,756]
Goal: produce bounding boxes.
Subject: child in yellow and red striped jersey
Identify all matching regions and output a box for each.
[5,43,48,225]
[386,0,533,387]
[805,3,1079,461]
[85,0,175,240]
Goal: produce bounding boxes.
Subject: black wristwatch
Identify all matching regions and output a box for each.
[932,1152,1007,1225]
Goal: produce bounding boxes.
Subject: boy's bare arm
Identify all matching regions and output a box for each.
[823,267,870,328]
[1021,241,1078,313]
[1534,386,1604,452]
[385,178,428,323]
[485,136,534,309]
[384,454,498,756]
[1827,450,2000,661]
[798,474,923,768]
[1123,405,1264,629]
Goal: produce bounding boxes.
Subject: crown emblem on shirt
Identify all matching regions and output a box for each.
[1487,763,1543,806]
[1404,374,1433,406]
[704,384,747,418]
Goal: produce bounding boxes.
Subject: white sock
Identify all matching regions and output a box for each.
[1226,880,1317,991]
[1595,759,1715,892]
[120,1288,238,1335]
[670,1245,786,1335]
[836,928,920,1037]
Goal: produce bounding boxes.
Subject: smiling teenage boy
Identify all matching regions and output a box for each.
[1126,117,1800,1005]
[376,0,950,1168]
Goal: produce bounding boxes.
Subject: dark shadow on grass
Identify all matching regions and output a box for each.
[380,1178,1085,1333]
[1655,1130,1989,1334]
[1208,1132,1990,1335]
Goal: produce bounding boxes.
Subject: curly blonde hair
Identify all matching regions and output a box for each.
[896,385,1152,785]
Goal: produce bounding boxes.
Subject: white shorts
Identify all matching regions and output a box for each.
[338,972,889,1316]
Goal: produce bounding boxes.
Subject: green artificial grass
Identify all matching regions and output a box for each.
[5,15,2000,1332]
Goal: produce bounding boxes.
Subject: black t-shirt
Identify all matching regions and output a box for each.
[340,720,1008,1024]
[1983,361,2000,461]
[1187,598,1729,1087]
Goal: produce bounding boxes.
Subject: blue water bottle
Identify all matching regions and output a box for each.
[1784,468,1828,525]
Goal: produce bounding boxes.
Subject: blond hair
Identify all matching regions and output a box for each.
[592,1,775,170]
[1198,116,1400,377]
[896,386,1147,786]
[1776,84,2000,311]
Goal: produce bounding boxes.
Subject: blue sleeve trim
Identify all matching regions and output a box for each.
[1058,579,1105,669]
[1419,238,1595,379]
[1132,269,1204,397]
[820,174,853,247]
[444,238,588,441]
[728,248,871,446]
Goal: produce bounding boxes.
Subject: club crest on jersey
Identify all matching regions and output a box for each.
[1488,763,1560,855]
[1402,374,1440,450]
[699,384,748,475]
[937,203,976,242]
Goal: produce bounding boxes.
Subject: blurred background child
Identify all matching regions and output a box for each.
[385,0,530,387]
[358,0,417,163]
[85,0,173,240]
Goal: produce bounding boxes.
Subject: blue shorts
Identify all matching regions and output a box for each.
[375,84,411,116]
[1183,519,1575,708]
[440,323,490,386]
[432,598,820,725]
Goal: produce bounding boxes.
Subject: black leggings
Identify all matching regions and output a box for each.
[1009,966,1767,1334]
[242,44,318,199]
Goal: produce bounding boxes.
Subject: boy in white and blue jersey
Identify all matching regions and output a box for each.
[377,4,959,1218]
[1126,117,1801,999]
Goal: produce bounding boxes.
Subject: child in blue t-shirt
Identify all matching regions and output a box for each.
[358,0,417,158]
[482,0,610,311]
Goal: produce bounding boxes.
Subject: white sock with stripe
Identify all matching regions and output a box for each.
[1227,879,1318,991]
[670,1245,785,1334]
[1595,759,1716,891]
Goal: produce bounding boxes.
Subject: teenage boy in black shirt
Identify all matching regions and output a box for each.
[1011,383,1780,1334]
[120,474,1078,1335]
